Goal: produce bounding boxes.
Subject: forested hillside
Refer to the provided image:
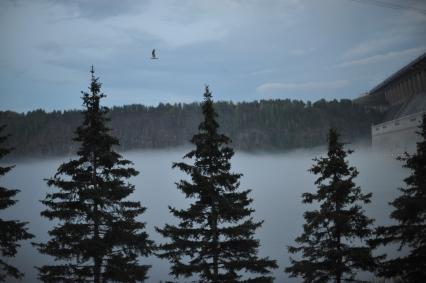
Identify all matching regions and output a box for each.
[0,99,383,158]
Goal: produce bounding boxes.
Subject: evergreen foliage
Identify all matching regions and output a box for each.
[34,67,152,282]
[156,86,277,283]
[0,125,34,281]
[0,99,382,157]
[371,114,426,282]
[286,128,378,283]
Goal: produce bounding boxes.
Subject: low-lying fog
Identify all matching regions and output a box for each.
[1,146,407,282]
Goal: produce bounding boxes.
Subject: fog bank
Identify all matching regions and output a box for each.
[1,147,406,282]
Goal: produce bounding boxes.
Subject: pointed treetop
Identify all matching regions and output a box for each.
[328,128,339,145]
[87,65,102,98]
[156,86,277,282]
[34,68,152,282]
[90,65,95,78]
[326,128,352,157]
[204,84,212,100]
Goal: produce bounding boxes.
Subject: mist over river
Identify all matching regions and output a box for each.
[1,147,407,282]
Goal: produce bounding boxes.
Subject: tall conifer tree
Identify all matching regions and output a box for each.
[286,128,378,283]
[35,67,152,282]
[372,114,426,282]
[0,125,34,281]
[156,86,277,283]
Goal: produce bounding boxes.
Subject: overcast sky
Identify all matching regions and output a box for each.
[1,0,425,112]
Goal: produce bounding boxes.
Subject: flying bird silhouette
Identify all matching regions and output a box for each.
[151,49,158,59]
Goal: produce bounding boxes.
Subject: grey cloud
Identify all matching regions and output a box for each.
[1,0,426,111]
[49,0,146,20]
[290,47,316,56]
[246,68,275,76]
[256,80,350,93]
[344,36,402,59]
[334,47,425,69]
[36,41,66,55]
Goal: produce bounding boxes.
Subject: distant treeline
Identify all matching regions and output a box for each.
[0,98,383,157]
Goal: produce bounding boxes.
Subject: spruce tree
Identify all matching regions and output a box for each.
[156,86,277,283]
[0,125,34,281]
[371,114,426,282]
[286,128,378,283]
[34,67,152,282]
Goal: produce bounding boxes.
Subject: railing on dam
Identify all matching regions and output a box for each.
[372,111,424,153]
[372,112,423,136]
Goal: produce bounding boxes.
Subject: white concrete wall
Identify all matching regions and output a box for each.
[372,112,423,153]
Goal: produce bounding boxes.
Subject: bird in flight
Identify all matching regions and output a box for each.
[151,49,158,59]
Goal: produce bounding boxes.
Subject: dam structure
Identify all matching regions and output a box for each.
[355,52,426,152]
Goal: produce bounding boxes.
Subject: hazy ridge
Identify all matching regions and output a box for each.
[0,98,383,158]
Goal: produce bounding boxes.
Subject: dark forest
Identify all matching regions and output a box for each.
[0,99,382,158]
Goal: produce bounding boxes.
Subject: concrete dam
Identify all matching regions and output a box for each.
[355,52,426,153]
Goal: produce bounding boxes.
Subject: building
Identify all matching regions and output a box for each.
[370,53,426,106]
[356,52,426,152]
[372,111,422,153]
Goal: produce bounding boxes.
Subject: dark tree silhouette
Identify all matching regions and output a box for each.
[0,125,34,281]
[34,67,152,282]
[156,86,277,283]
[286,128,379,283]
[371,114,426,282]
